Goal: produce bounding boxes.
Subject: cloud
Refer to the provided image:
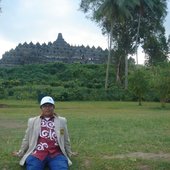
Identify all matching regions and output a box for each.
[18,0,72,17]
[0,0,74,41]
[0,37,16,58]
[0,0,107,48]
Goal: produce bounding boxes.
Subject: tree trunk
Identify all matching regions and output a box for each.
[138,96,142,106]
[116,55,122,84]
[160,98,166,108]
[125,53,128,89]
[135,13,141,65]
[105,26,113,90]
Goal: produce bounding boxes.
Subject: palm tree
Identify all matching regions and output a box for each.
[105,27,113,90]
[93,0,139,90]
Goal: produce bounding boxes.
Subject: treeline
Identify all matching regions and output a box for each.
[0,62,170,106]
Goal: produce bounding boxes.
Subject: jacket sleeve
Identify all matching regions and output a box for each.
[63,118,72,157]
[18,118,32,157]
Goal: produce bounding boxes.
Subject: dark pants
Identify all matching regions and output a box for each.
[26,154,68,170]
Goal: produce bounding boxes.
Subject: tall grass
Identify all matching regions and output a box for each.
[0,100,170,169]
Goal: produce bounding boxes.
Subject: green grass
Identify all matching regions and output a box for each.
[0,100,170,169]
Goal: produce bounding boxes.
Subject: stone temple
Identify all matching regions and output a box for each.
[0,33,108,66]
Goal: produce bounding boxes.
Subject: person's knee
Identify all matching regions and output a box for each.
[26,155,45,170]
[48,155,68,170]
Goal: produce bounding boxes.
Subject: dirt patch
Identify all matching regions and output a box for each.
[0,104,9,108]
[137,165,151,170]
[83,159,91,169]
[103,152,170,161]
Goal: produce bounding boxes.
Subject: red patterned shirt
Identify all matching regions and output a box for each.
[32,116,62,160]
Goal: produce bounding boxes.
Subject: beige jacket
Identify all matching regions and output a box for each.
[18,115,72,166]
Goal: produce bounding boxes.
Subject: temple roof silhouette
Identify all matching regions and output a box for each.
[0,33,108,66]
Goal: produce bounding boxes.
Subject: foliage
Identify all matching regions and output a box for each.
[129,68,149,105]
[140,0,168,65]
[0,63,115,101]
[0,62,170,105]
[143,32,169,66]
[79,0,168,88]
[80,0,142,89]
[150,63,170,107]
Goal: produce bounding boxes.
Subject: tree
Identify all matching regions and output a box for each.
[105,20,136,87]
[129,68,149,105]
[112,0,167,87]
[80,0,168,90]
[80,0,139,90]
[134,0,156,64]
[151,64,170,107]
[137,0,168,66]
[143,33,168,66]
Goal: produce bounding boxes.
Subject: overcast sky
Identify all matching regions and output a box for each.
[0,0,170,64]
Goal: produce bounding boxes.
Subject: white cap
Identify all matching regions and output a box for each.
[40,96,55,106]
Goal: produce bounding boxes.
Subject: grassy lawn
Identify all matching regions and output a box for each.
[0,100,170,170]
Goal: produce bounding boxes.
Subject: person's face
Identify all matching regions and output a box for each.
[41,103,55,117]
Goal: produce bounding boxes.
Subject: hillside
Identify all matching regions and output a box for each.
[0,63,118,101]
[1,62,169,103]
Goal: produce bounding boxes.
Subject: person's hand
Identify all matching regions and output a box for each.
[12,151,20,157]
